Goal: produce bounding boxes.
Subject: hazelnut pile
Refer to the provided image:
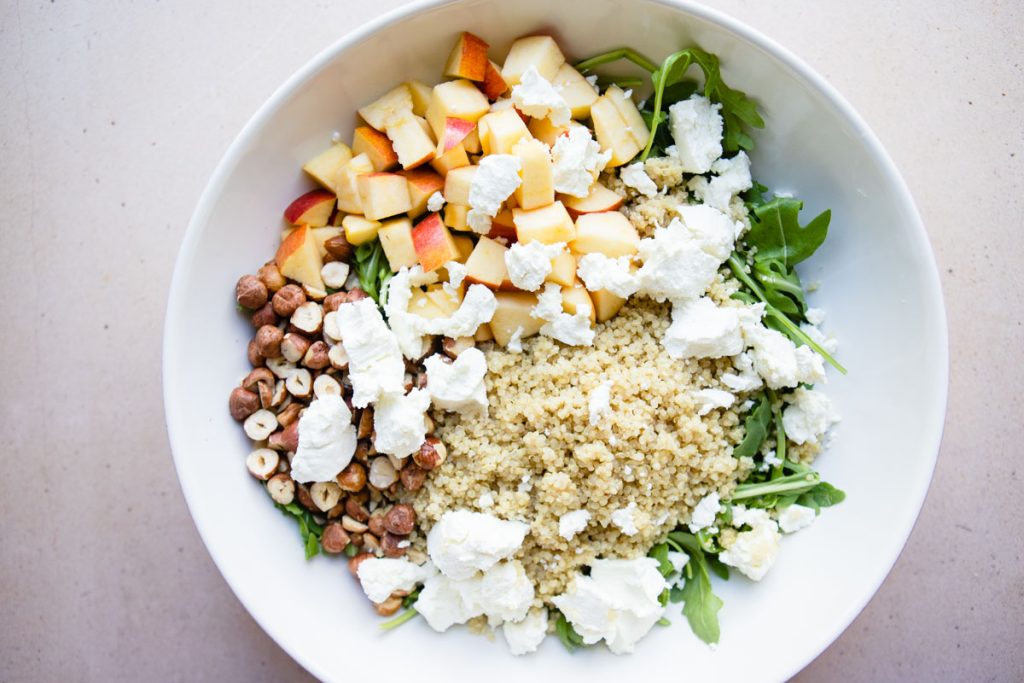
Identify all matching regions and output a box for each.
[228,238,457,595]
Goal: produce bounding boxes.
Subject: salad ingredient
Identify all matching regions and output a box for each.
[289,396,357,483]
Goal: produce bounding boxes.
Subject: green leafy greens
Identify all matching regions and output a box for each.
[666,532,724,644]
[275,501,324,560]
[555,610,587,652]
[353,238,393,306]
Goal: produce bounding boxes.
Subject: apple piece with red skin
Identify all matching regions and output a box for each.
[443,32,490,81]
[477,60,509,100]
[283,190,336,227]
[411,213,461,273]
[441,117,475,153]
[561,183,625,219]
[400,167,446,218]
[275,225,325,290]
[352,126,399,172]
[464,236,513,290]
[488,209,518,241]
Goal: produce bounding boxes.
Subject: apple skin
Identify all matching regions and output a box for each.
[561,183,626,219]
[400,167,446,218]
[353,126,399,172]
[442,117,475,153]
[411,213,460,273]
[275,225,325,290]
[477,60,509,100]
[283,189,336,227]
[443,32,490,81]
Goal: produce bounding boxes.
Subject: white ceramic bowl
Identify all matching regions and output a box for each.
[163,1,948,680]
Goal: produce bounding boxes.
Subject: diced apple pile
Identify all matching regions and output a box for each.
[281,31,649,349]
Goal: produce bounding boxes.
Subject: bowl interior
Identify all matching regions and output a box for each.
[164,0,947,680]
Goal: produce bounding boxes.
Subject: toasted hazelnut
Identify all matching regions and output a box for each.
[386,454,406,471]
[269,380,287,408]
[278,421,300,452]
[384,504,416,536]
[242,367,274,391]
[290,301,324,335]
[281,333,311,363]
[320,522,351,554]
[400,463,426,492]
[336,462,367,493]
[373,594,403,616]
[348,532,364,547]
[250,302,278,329]
[363,533,382,554]
[243,409,278,441]
[348,552,373,577]
[247,340,264,367]
[406,548,428,565]
[345,497,370,523]
[310,481,342,512]
[303,341,330,370]
[257,262,286,292]
[321,262,350,289]
[255,325,283,358]
[323,292,347,313]
[423,414,435,434]
[357,407,374,439]
[381,532,407,558]
[236,275,268,309]
[229,387,260,421]
[328,344,349,370]
[295,483,317,511]
[324,233,353,262]
[276,402,302,427]
[245,448,279,480]
[368,457,397,490]
[312,373,342,399]
[266,473,295,505]
[303,284,327,301]
[414,372,428,390]
[402,373,414,393]
[442,336,475,359]
[368,510,387,537]
[285,368,313,398]
[272,284,306,317]
[322,311,343,342]
[267,357,297,379]
[344,288,369,303]
[353,440,371,465]
[327,501,346,520]
[413,436,446,471]
[342,515,369,533]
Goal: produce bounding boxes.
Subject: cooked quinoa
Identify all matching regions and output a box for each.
[412,300,749,603]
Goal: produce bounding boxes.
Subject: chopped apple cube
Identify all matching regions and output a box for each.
[464,235,511,289]
[513,138,554,210]
[386,113,436,169]
[284,189,336,227]
[452,234,474,262]
[440,117,475,153]
[528,117,569,147]
[378,217,418,271]
[412,213,460,272]
[500,35,565,85]
[553,64,599,120]
[561,182,625,219]
[571,211,640,257]
[425,286,463,315]
[302,143,353,192]
[591,287,627,322]
[443,165,478,206]
[352,126,399,172]
[406,80,433,117]
[474,322,495,342]
[358,84,414,132]
[479,108,531,155]
[444,203,469,231]
[477,60,509,100]
[334,153,375,213]
[590,95,642,168]
[401,167,446,218]
[443,31,490,81]
[462,127,482,154]
[275,225,325,290]
[310,227,342,259]
[489,209,517,240]
[547,250,576,286]
[513,201,575,245]
[430,143,470,176]
[425,79,490,139]
[561,283,596,325]
[342,215,382,246]
[490,292,544,346]
[357,173,412,221]
[409,289,446,319]
[605,85,649,148]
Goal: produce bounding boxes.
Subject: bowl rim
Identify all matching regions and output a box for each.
[162,0,949,679]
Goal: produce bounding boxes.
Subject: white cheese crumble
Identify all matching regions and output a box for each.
[506,325,525,353]
[552,558,667,654]
[468,154,522,234]
[666,550,689,577]
[442,260,468,298]
[721,350,764,392]
[667,94,724,174]
[720,506,781,581]
[636,219,720,303]
[511,66,571,126]
[805,307,826,326]
[423,348,489,414]
[372,388,430,458]
[663,297,744,359]
[558,510,592,540]
[551,125,610,197]
[504,241,565,291]
[383,266,440,360]
[477,491,495,508]
[777,503,817,533]
[426,190,446,213]
[620,162,658,197]
[675,204,740,261]
[782,387,840,445]
[610,502,640,536]
[576,253,640,297]
[426,509,530,580]
[502,608,549,656]
[357,557,436,603]
[335,298,406,407]
[692,388,736,416]
[387,266,498,353]
[743,323,826,389]
[530,283,595,346]
[800,321,839,354]
[688,492,721,532]
[703,151,753,212]
[587,379,613,426]
[416,559,534,632]
[289,395,357,483]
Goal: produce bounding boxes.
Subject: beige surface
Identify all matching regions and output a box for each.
[1,0,1021,680]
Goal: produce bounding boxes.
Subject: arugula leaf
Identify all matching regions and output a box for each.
[733,393,772,458]
[275,501,324,560]
[665,531,725,644]
[555,611,587,652]
[746,198,831,268]
[796,481,847,512]
[649,542,675,577]
[753,259,807,317]
[379,608,420,631]
[353,239,392,305]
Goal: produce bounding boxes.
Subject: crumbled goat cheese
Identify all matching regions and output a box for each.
[743,323,827,389]
[636,220,720,303]
[511,66,571,126]
[504,241,565,291]
[507,325,525,353]
[384,266,441,359]
[620,162,658,197]
[502,608,549,656]
[667,550,689,577]
[588,379,613,426]
[688,492,721,532]
[424,348,489,414]
[576,253,640,298]
[443,260,468,299]
[289,396,357,482]
[357,557,436,603]
[558,510,592,540]
[800,322,839,354]
[692,388,736,416]
[373,388,431,458]
[420,284,498,338]
[427,509,530,580]
[335,298,406,406]
[468,154,522,233]
[551,125,611,197]
[416,560,535,632]
[667,94,724,174]
[427,190,446,213]
[477,491,495,508]
[777,504,817,533]
[805,307,826,326]
[531,283,596,346]
[721,350,764,392]
[675,204,740,261]
[663,297,744,359]
[552,558,667,654]
[782,387,840,445]
[703,151,753,212]
[720,506,781,581]
[611,502,640,536]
